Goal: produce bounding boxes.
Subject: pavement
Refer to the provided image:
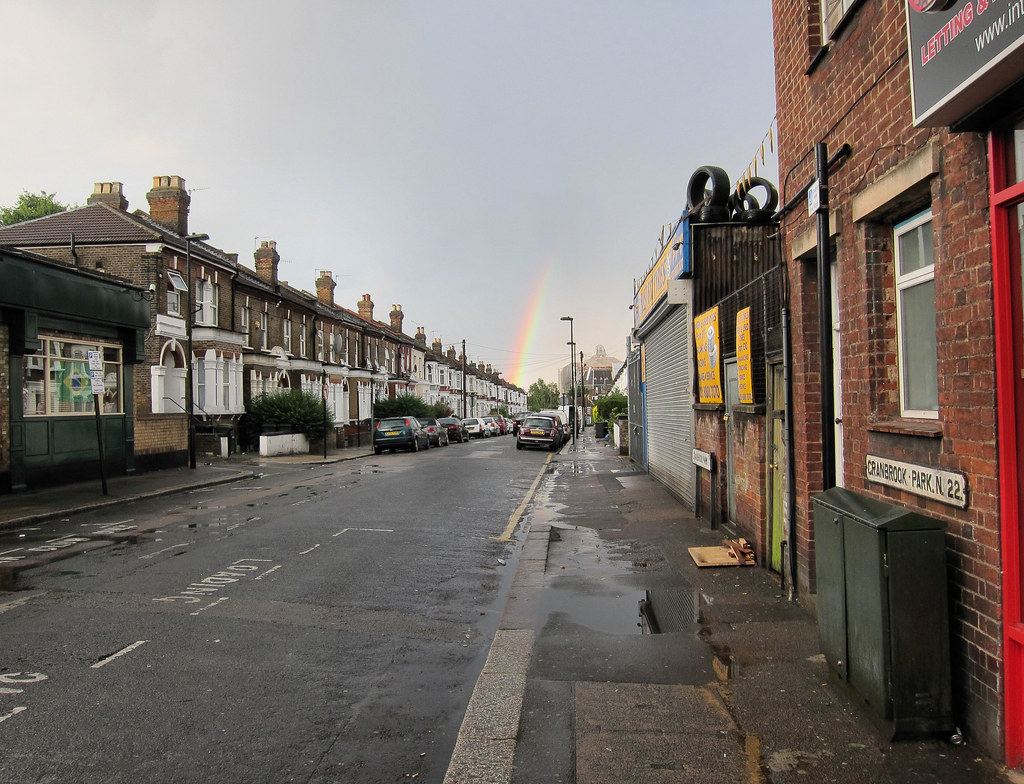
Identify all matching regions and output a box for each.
[0,432,1015,783]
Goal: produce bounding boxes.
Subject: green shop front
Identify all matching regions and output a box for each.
[1,250,150,492]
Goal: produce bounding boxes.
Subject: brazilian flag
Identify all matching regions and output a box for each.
[55,361,94,410]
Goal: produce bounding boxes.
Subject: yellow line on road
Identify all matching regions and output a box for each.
[492,455,552,541]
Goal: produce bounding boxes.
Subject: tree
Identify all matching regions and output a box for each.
[373,393,431,420]
[527,379,559,411]
[0,190,72,226]
[595,392,628,423]
[240,389,332,449]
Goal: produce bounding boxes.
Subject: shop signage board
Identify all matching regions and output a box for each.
[866,453,969,508]
[736,307,754,404]
[633,219,690,329]
[907,0,1024,126]
[694,306,722,404]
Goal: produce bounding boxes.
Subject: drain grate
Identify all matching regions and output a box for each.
[640,585,700,633]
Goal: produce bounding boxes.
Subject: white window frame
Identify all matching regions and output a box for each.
[821,0,856,41]
[299,323,307,358]
[196,280,219,326]
[166,270,187,317]
[241,307,251,343]
[316,329,324,361]
[283,319,292,354]
[895,209,939,419]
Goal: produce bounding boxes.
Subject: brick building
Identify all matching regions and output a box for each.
[772,0,1024,764]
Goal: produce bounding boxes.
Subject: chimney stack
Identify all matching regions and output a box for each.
[315,270,336,305]
[254,240,280,285]
[390,304,404,333]
[357,294,374,322]
[446,346,457,362]
[415,327,427,345]
[432,337,443,353]
[87,182,128,210]
[146,175,190,235]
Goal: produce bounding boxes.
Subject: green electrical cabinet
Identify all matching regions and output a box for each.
[812,487,953,737]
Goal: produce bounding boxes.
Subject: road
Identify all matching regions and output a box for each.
[0,434,546,784]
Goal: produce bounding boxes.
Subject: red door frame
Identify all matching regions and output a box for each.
[991,132,1024,767]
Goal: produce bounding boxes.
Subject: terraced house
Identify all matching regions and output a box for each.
[0,175,525,491]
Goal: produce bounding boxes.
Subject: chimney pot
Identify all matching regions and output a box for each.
[315,270,336,306]
[254,239,281,285]
[87,182,128,210]
[357,294,375,321]
[146,175,191,235]
[389,304,405,333]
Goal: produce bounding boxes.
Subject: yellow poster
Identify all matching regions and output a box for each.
[736,307,753,404]
[694,306,722,404]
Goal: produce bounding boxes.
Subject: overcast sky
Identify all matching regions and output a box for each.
[1,1,777,390]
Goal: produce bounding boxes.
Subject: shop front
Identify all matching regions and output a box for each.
[0,250,149,491]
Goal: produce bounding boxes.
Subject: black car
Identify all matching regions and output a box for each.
[438,416,469,443]
[373,416,429,454]
[512,411,534,435]
[419,417,450,447]
[516,414,561,451]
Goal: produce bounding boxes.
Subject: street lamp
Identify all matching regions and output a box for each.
[560,316,576,447]
[184,232,210,470]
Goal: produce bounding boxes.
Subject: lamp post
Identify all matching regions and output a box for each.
[560,316,575,447]
[322,361,329,459]
[580,349,585,429]
[184,232,210,470]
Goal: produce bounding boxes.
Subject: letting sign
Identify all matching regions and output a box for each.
[865,454,968,508]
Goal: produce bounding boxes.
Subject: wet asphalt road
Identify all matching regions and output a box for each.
[0,435,542,784]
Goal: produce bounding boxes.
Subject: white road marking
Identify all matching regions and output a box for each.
[91,641,148,669]
[139,541,194,560]
[332,528,394,537]
[189,597,229,617]
[0,592,45,614]
[0,672,47,684]
[253,565,282,581]
[0,706,27,724]
[299,544,321,555]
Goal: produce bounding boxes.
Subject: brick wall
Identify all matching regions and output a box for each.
[774,0,1001,755]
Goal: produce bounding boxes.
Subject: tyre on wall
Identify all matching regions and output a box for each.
[686,165,731,212]
[698,205,730,223]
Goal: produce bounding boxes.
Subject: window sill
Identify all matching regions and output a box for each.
[867,419,942,438]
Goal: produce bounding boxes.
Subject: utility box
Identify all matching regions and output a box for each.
[812,487,953,737]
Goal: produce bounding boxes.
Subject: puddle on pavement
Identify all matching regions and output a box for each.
[541,525,647,635]
[538,581,645,635]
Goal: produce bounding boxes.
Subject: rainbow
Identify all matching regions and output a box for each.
[506,262,552,388]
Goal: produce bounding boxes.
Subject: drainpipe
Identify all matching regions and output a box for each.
[782,303,797,599]
[814,142,836,491]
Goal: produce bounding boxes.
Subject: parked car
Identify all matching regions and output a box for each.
[491,415,508,434]
[537,410,568,445]
[516,414,562,451]
[373,416,429,454]
[439,416,469,443]
[463,417,487,438]
[512,412,534,435]
[419,417,450,447]
[482,416,500,437]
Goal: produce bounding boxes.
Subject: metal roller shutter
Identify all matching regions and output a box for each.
[644,306,695,508]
